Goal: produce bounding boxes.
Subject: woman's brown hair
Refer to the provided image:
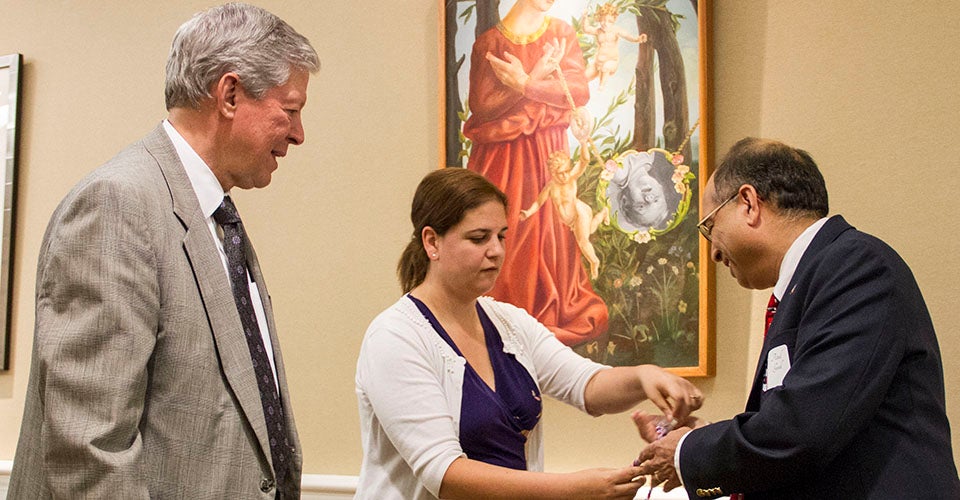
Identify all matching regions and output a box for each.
[398,168,507,293]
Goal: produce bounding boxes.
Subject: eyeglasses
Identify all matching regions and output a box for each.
[697,193,738,241]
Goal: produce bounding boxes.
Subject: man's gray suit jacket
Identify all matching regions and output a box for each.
[8,124,302,499]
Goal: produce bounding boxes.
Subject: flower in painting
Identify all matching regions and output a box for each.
[671,165,690,184]
[632,231,652,244]
[678,300,688,314]
[671,154,685,166]
[629,276,643,287]
[613,278,624,289]
[601,159,618,181]
[607,341,616,355]
[658,258,668,266]
[646,265,654,275]
[586,341,599,355]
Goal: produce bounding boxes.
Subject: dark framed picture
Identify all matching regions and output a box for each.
[0,53,22,371]
[441,0,713,376]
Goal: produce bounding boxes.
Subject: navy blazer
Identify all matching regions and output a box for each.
[679,216,960,499]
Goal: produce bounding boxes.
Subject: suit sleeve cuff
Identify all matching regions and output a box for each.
[674,430,690,487]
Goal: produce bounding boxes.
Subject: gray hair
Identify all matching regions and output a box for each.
[164,2,320,110]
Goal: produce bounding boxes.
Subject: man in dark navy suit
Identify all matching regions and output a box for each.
[635,137,960,499]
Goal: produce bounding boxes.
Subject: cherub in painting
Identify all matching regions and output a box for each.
[520,110,609,279]
[581,3,648,90]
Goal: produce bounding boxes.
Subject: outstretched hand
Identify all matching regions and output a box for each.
[633,424,687,492]
[631,410,708,492]
[632,410,707,444]
[634,365,703,423]
[562,465,645,499]
[632,410,670,444]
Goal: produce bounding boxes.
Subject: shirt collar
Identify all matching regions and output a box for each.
[773,217,829,300]
[162,119,228,218]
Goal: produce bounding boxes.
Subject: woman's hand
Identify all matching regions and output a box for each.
[560,465,645,499]
[634,364,703,422]
[583,365,703,418]
[440,458,644,499]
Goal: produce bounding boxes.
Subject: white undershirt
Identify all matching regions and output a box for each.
[162,120,279,390]
[674,216,829,484]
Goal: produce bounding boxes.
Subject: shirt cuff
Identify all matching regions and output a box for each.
[674,430,690,487]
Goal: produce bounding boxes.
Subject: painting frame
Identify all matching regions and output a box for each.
[439,1,714,377]
[0,53,22,371]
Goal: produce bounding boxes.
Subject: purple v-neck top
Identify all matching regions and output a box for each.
[408,295,542,470]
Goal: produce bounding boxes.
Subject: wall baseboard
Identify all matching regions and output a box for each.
[0,460,698,499]
[0,460,356,499]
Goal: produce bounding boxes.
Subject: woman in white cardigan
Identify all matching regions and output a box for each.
[355,168,703,499]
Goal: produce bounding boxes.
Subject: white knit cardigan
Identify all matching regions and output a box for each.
[354,296,608,499]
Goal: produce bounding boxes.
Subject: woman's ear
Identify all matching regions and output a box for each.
[422,226,440,260]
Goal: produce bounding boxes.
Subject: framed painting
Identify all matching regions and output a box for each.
[440,0,713,376]
[0,53,22,371]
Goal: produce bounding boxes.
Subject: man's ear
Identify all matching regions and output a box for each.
[740,184,763,227]
[214,72,241,119]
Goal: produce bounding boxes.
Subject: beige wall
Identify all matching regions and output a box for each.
[0,0,957,476]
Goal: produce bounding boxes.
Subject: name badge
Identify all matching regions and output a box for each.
[762,344,791,392]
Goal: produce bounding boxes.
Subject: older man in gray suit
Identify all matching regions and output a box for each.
[8,3,319,498]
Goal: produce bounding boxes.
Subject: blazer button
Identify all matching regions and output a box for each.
[260,478,275,493]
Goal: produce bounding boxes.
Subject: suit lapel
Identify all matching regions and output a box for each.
[745,215,854,409]
[244,231,300,451]
[143,124,275,469]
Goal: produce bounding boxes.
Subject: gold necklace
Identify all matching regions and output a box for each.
[496,16,551,45]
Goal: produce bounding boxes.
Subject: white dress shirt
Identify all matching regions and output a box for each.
[161,120,278,387]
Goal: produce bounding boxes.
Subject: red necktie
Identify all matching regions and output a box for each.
[729,295,781,500]
[764,293,779,337]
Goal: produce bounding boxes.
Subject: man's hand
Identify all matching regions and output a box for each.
[632,410,708,443]
[634,426,689,492]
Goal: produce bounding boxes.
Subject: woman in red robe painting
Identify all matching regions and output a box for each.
[462,0,608,345]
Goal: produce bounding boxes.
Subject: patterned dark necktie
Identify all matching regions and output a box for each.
[213,196,290,494]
